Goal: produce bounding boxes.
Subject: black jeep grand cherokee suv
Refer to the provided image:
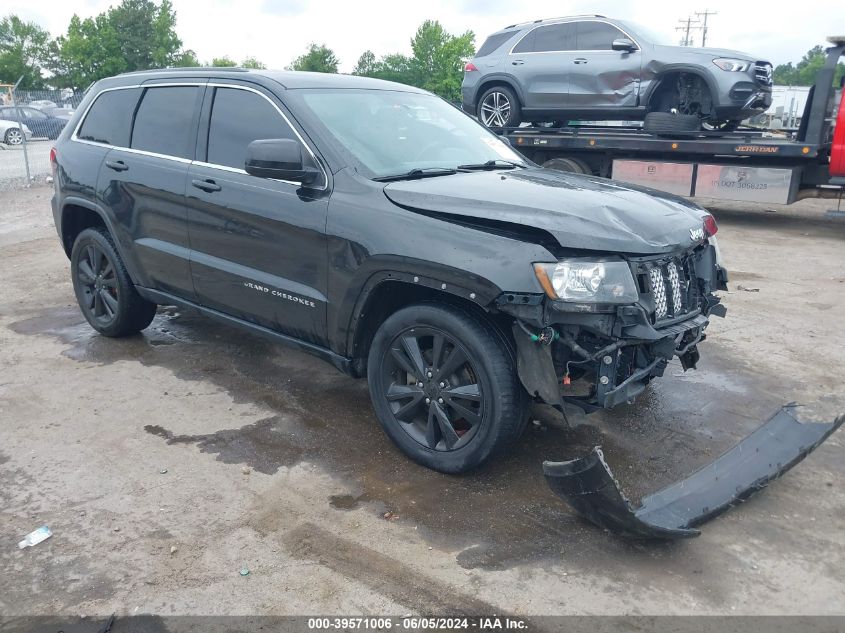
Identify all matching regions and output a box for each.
[51,69,726,474]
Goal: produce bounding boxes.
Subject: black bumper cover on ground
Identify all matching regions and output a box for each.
[543,405,843,539]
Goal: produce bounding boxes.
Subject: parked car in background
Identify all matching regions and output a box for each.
[43,107,76,120]
[0,106,67,139]
[462,15,773,133]
[0,119,32,145]
[26,99,58,110]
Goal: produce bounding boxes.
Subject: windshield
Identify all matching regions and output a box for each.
[297,89,527,178]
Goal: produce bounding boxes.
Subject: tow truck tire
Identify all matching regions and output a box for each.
[367,303,524,474]
[643,111,701,136]
[543,157,591,174]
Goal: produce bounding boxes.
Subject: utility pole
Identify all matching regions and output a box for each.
[675,16,701,47]
[695,9,718,47]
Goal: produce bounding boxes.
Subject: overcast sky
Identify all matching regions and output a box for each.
[6,0,836,72]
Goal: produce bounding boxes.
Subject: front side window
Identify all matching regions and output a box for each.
[206,87,296,170]
[76,88,142,146]
[576,22,626,51]
[131,86,198,158]
[296,89,526,178]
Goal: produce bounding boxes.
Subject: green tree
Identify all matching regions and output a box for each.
[241,57,266,69]
[0,15,51,88]
[774,45,845,86]
[352,21,474,99]
[49,0,193,89]
[408,20,474,101]
[352,50,377,76]
[210,56,237,67]
[287,43,339,73]
[172,49,200,67]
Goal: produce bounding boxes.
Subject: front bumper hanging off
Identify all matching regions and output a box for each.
[544,405,843,539]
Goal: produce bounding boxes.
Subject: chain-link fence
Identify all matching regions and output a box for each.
[0,88,86,189]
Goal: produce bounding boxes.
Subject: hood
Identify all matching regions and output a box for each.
[383,168,708,255]
[653,44,759,61]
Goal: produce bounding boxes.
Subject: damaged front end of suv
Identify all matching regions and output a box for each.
[499,217,726,414]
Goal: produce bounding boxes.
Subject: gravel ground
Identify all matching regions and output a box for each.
[0,184,843,621]
[0,140,53,190]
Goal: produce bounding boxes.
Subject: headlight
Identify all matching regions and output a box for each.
[712,58,751,72]
[533,259,638,303]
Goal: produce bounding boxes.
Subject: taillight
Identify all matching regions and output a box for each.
[464,62,478,72]
[703,214,718,237]
[49,146,57,178]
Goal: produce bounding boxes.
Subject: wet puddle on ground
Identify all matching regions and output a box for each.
[8,304,797,574]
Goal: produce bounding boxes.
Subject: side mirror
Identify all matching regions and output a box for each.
[611,38,637,52]
[245,138,319,184]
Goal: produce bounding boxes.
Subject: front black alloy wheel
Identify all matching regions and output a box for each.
[382,326,483,452]
[71,227,157,337]
[368,303,524,473]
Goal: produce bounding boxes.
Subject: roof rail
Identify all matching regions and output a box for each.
[118,67,251,76]
[503,15,606,29]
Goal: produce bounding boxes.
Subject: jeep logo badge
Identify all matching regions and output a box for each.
[690,227,705,241]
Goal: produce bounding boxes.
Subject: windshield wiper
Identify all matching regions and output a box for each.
[456,159,526,171]
[372,167,459,182]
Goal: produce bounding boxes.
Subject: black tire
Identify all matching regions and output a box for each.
[367,303,524,473]
[542,157,591,174]
[643,111,701,136]
[702,119,741,133]
[70,227,157,337]
[476,85,521,129]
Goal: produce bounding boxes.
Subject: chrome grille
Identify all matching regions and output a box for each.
[647,259,689,321]
[667,261,683,314]
[649,267,668,320]
[755,63,773,86]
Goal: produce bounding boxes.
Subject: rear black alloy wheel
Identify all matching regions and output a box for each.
[367,304,524,473]
[76,241,120,326]
[382,326,483,452]
[71,227,157,337]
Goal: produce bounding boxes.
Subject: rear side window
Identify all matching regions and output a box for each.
[206,87,296,170]
[576,21,626,50]
[513,23,576,53]
[131,86,198,159]
[76,88,141,146]
[476,32,513,57]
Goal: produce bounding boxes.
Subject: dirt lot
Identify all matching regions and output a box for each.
[0,184,843,618]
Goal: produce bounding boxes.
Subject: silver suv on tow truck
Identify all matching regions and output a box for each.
[462,15,773,133]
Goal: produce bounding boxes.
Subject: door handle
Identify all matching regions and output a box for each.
[105,160,128,172]
[511,59,525,65]
[574,58,588,64]
[191,178,222,193]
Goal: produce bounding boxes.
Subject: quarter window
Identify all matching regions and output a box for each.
[206,87,296,170]
[131,86,198,158]
[576,22,626,51]
[76,88,142,146]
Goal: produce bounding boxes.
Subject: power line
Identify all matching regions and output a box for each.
[675,17,701,47]
[694,9,718,47]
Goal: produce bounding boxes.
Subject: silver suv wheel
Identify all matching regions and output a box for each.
[480,91,511,127]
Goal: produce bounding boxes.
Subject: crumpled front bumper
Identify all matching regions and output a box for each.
[543,405,843,539]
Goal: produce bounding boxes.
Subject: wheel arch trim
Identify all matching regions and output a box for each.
[644,66,721,111]
[342,268,503,362]
[59,197,141,283]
